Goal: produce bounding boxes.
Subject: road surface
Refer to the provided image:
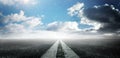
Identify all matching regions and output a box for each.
[0,39,120,58]
[41,40,79,58]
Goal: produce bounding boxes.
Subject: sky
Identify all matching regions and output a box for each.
[0,0,120,39]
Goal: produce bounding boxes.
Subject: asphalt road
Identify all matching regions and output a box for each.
[0,39,120,58]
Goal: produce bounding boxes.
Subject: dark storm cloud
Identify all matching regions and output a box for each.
[83,4,120,33]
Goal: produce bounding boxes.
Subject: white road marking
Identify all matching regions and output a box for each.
[41,40,59,58]
[60,40,80,58]
[41,40,79,58]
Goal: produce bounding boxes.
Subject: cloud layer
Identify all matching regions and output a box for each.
[0,0,37,6]
[1,2,119,39]
[47,21,80,31]
[68,3,120,34]
[0,10,42,34]
[83,4,120,33]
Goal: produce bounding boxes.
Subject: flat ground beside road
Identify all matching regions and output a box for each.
[0,39,56,58]
[63,38,120,58]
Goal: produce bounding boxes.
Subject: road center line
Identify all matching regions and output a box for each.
[60,40,80,58]
[41,40,79,58]
[56,41,65,58]
[41,40,59,58]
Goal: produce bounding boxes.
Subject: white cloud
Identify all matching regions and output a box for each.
[80,17,102,30]
[0,10,42,33]
[47,21,59,31]
[0,0,15,5]
[68,2,102,32]
[0,11,108,40]
[0,0,37,6]
[47,21,80,31]
[59,21,80,31]
[4,23,26,33]
[25,17,43,28]
[4,10,26,23]
[67,2,84,16]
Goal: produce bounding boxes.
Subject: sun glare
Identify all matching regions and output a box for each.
[23,0,29,4]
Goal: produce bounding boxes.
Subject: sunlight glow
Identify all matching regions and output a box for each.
[0,31,104,40]
[23,0,29,4]
[18,0,37,5]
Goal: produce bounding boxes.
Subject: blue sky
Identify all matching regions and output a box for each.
[0,0,99,28]
[0,0,119,24]
[0,0,97,22]
[0,0,120,39]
